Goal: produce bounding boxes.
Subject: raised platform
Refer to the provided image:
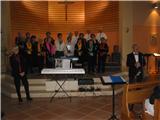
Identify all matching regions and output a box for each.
[1,72,128,98]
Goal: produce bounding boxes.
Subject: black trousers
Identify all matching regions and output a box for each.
[13,74,31,100]
[88,55,95,72]
[129,68,144,83]
[38,55,44,72]
[98,56,106,73]
[46,55,55,68]
[26,54,33,73]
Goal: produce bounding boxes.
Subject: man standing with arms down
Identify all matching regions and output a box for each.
[127,44,146,83]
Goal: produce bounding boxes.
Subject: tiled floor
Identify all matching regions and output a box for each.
[2,95,122,120]
[2,74,159,120]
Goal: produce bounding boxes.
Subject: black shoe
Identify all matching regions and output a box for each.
[18,98,23,103]
[27,97,32,101]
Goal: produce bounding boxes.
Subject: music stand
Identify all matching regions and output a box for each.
[153,53,160,73]
[101,76,126,120]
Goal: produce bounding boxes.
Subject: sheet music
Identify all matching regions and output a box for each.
[55,59,63,68]
[102,76,126,84]
[41,68,85,74]
[62,59,70,69]
[102,76,112,83]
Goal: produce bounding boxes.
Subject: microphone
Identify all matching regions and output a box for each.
[136,71,141,77]
[134,71,141,82]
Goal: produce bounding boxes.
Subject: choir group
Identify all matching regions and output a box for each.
[14,30,110,74]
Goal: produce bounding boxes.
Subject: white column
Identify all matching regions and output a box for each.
[1,1,12,73]
[119,1,133,71]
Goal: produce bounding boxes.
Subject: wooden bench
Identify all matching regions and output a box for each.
[121,81,160,120]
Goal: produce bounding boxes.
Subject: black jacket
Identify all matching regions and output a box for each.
[126,52,146,82]
[10,54,26,76]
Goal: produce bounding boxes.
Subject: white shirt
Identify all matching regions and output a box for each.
[55,40,66,52]
[96,32,107,42]
[145,99,154,116]
[72,35,79,46]
[133,52,139,62]
[84,33,91,41]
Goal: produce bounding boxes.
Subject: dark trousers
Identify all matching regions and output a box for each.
[38,55,44,72]
[13,74,31,100]
[88,56,95,73]
[26,54,33,73]
[32,53,38,67]
[98,56,106,73]
[129,76,143,84]
[46,55,55,68]
[129,68,144,83]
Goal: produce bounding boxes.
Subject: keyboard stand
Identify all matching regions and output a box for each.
[41,68,85,103]
[50,79,71,102]
[50,75,71,103]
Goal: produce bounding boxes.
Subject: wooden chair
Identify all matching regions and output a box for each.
[154,99,160,120]
[121,81,160,120]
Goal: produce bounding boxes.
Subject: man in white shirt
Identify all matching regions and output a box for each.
[84,30,91,41]
[55,33,66,58]
[96,30,107,43]
[126,44,146,83]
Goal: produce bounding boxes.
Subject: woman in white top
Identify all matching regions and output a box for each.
[55,33,66,58]
[66,33,74,57]
[145,86,160,116]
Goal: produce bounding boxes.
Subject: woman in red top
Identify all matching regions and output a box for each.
[98,37,109,73]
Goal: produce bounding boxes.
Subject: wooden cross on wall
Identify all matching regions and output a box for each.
[58,1,75,21]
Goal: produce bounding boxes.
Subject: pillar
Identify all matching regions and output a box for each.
[1,1,12,73]
[119,1,133,71]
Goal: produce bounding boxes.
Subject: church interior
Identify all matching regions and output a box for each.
[1,1,160,120]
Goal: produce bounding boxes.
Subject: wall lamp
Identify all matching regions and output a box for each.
[152,2,159,9]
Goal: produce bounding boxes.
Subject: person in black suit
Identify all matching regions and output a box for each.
[127,44,146,111]
[10,47,32,103]
[126,44,146,83]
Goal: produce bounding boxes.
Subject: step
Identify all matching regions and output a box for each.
[1,75,47,85]
[3,87,123,98]
[1,72,127,98]
[2,83,123,98]
[2,82,46,91]
[2,82,113,93]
